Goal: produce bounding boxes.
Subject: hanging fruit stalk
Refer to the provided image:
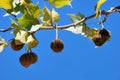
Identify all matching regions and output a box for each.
[50,25,64,53]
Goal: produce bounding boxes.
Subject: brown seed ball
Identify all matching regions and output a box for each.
[29,52,38,64]
[19,52,38,68]
[10,39,24,51]
[100,29,111,41]
[50,39,64,53]
[99,29,110,36]
[19,53,33,68]
[92,34,104,46]
[92,29,111,46]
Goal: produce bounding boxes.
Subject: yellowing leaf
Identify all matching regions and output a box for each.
[12,0,24,8]
[82,26,99,39]
[65,25,83,34]
[29,24,44,32]
[15,30,38,50]
[65,25,99,39]
[64,13,99,39]
[2,0,32,15]
[48,0,72,8]
[0,37,8,53]
[51,8,60,22]
[95,0,107,18]
[0,0,13,9]
[15,30,29,43]
[26,34,38,50]
[42,6,51,22]
[41,6,59,26]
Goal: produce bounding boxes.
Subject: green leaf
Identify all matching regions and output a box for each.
[64,13,99,39]
[2,1,41,30]
[0,37,8,53]
[95,0,107,18]
[23,3,41,18]
[23,0,32,4]
[31,3,41,18]
[13,3,25,13]
[82,26,99,39]
[0,0,13,9]
[41,6,60,26]
[11,20,22,35]
[17,11,39,30]
[48,0,72,8]
[68,12,84,22]
[12,0,32,13]
[16,2,41,30]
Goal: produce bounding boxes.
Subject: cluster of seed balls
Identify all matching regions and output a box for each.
[10,39,64,67]
[10,28,110,67]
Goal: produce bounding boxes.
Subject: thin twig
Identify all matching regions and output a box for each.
[0,8,119,33]
[0,27,14,32]
[33,10,110,31]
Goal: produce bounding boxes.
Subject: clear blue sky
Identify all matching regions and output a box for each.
[0,0,120,80]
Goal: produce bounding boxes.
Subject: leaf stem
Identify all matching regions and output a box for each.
[55,25,59,40]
